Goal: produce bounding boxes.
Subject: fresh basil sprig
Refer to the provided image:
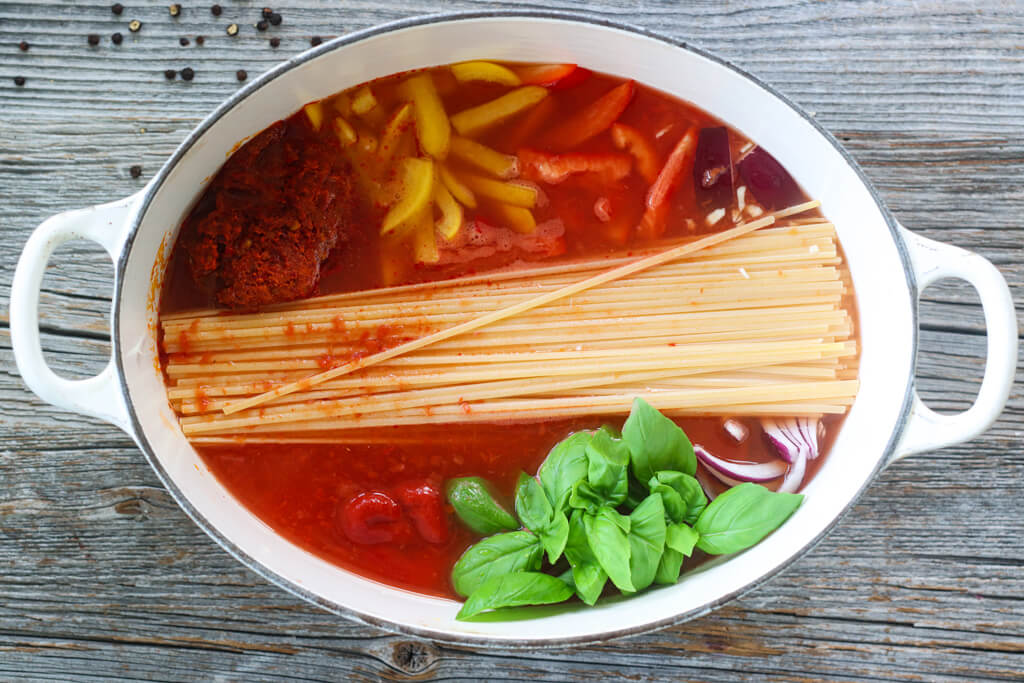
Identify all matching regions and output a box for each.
[446,477,519,535]
[450,398,805,621]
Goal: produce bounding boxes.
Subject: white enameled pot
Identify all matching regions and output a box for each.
[10,12,1018,646]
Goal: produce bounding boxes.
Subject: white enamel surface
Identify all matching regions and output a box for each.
[103,16,962,643]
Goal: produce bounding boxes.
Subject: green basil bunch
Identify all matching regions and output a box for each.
[447,398,804,620]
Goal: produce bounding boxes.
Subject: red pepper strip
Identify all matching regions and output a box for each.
[519,148,633,185]
[550,66,592,90]
[610,122,660,184]
[516,63,578,86]
[544,80,636,151]
[499,95,555,154]
[639,126,699,239]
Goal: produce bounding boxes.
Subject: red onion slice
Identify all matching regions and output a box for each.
[695,445,787,483]
[721,418,749,444]
[762,417,819,464]
[775,449,807,494]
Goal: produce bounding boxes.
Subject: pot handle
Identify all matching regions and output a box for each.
[891,225,1018,461]
[10,196,138,434]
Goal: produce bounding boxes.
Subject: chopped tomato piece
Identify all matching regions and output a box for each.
[516,63,578,86]
[544,80,636,150]
[338,491,410,545]
[519,148,633,185]
[610,122,659,184]
[393,482,449,544]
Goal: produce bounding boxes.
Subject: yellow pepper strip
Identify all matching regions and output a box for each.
[411,208,440,264]
[451,61,522,86]
[331,93,352,117]
[438,163,477,209]
[493,202,537,234]
[378,102,414,163]
[450,136,520,179]
[459,173,537,208]
[433,178,464,240]
[351,87,378,115]
[400,73,451,159]
[303,101,325,131]
[381,157,434,235]
[334,117,357,146]
[450,86,548,137]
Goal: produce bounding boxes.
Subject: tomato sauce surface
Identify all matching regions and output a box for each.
[161,62,843,599]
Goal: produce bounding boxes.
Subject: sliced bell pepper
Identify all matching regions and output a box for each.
[450,136,520,179]
[459,173,538,208]
[433,178,464,240]
[378,102,414,163]
[334,117,357,146]
[498,95,555,153]
[410,208,440,264]
[544,80,635,150]
[381,157,434,235]
[451,61,522,86]
[519,148,632,185]
[638,126,698,239]
[351,87,378,115]
[610,122,659,184]
[438,163,477,209]
[399,73,451,159]
[303,101,324,131]
[450,86,549,137]
[492,202,537,235]
[515,63,578,86]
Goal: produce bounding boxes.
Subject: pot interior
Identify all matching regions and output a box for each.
[115,14,915,644]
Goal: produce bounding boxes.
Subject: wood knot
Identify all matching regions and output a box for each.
[114,499,148,519]
[391,640,436,673]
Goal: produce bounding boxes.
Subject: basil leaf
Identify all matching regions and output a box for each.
[538,431,592,511]
[515,473,567,563]
[694,482,804,555]
[585,427,630,506]
[654,548,684,585]
[446,477,519,535]
[598,423,622,439]
[666,522,699,556]
[456,571,573,620]
[627,493,667,592]
[451,531,543,597]
[568,480,605,514]
[623,398,696,484]
[649,470,707,525]
[623,477,648,512]
[563,509,607,605]
[584,507,635,593]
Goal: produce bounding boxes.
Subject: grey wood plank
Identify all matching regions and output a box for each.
[1,1,1022,681]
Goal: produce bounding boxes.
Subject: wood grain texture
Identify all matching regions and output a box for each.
[1,1,1022,680]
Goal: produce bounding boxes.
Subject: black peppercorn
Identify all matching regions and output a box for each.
[195,35,205,45]
[14,76,26,86]
[181,67,195,81]
[112,3,124,15]
[261,7,273,18]
[211,4,222,16]
[129,20,142,32]
[88,34,101,46]
[112,32,123,45]
[236,69,247,82]
[19,41,29,52]
[129,165,142,179]
[179,37,189,46]
[310,36,322,46]
[269,36,280,48]
[164,69,177,80]
[269,12,282,26]
[256,20,268,31]
[169,3,181,17]
[226,23,238,36]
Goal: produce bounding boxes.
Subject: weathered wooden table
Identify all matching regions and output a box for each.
[2,1,1021,680]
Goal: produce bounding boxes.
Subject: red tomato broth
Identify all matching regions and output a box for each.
[159,61,849,600]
